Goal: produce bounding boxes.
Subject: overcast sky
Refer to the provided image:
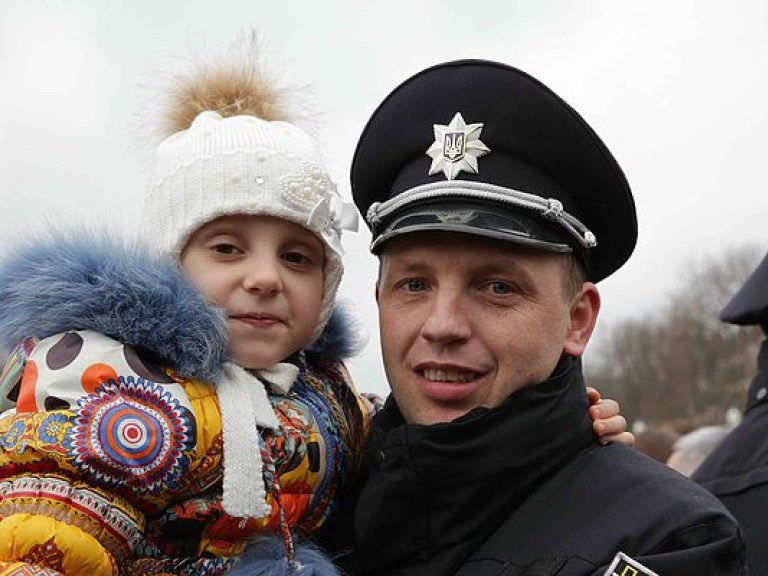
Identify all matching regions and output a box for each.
[2,0,767,395]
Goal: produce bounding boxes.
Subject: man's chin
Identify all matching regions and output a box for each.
[400,399,475,426]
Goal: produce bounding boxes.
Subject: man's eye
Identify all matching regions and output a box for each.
[402,279,426,292]
[487,281,514,295]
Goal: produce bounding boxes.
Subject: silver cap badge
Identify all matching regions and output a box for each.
[426,112,491,180]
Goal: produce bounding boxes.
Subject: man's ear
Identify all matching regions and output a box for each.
[563,282,600,357]
[375,257,384,305]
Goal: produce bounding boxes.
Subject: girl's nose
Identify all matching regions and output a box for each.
[242,257,283,294]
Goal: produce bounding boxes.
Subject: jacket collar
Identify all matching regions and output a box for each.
[355,356,596,576]
[745,338,768,412]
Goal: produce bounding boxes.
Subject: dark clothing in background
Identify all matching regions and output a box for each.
[694,338,768,576]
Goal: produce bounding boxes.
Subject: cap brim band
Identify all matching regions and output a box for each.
[370,200,574,254]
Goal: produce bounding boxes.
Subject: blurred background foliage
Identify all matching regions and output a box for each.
[587,244,764,433]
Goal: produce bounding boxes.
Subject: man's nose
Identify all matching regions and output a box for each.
[420,288,471,345]
[242,257,283,294]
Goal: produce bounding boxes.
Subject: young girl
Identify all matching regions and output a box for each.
[0,46,364,576]
[0,45,627,576]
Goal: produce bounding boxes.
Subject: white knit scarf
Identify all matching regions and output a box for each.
[217,361,299,518]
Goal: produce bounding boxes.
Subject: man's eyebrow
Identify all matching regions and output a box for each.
[394,259,426,270]
[384,258,432,274]
[379,258,429,283]
[385,256,533,277]
[472,259,532,277]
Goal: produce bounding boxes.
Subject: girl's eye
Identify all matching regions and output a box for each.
[212,243,240,255]
[282,251,311,265]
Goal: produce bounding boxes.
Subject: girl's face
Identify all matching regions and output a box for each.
[181,215,324,369]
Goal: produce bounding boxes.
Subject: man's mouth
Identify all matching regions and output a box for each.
[421,368,478,383]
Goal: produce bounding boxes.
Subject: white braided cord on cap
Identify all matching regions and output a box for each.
[366,180,597,249]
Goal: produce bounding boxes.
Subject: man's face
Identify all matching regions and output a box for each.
[376,232,600,425]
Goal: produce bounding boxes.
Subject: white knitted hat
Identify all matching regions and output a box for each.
[144,110,358,341]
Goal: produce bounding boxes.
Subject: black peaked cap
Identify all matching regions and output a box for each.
[351,59,637,282]
[721,250,768,326]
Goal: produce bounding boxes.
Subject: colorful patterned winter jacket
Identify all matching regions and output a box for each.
[0,234,371,576]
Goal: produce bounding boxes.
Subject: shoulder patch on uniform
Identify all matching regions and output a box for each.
[604,552,659,576]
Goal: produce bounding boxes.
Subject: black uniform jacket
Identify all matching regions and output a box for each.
[351,357,745,576]
[694,339,768,575]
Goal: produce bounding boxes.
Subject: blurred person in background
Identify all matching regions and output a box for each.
[634,426,680,463]
[694,250,768,575]
[667,425,729,477]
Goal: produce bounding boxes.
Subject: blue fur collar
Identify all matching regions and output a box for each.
[0,231,360,381]
[228,535,340,575]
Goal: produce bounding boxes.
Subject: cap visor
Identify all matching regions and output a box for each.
[370,201,573,254]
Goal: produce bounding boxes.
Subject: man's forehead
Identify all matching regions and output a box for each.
[379,231,566,270]
[381,230,556,255]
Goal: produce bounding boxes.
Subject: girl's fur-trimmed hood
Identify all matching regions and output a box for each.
[0,231,361,382]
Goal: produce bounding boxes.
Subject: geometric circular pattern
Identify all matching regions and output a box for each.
[99,400,164,468]
[64,376,197,495]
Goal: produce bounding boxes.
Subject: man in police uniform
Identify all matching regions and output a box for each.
[694,250,768,574]
[348,60,745,575]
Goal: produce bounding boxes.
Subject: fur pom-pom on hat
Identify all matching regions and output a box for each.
[157,33,295,139]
